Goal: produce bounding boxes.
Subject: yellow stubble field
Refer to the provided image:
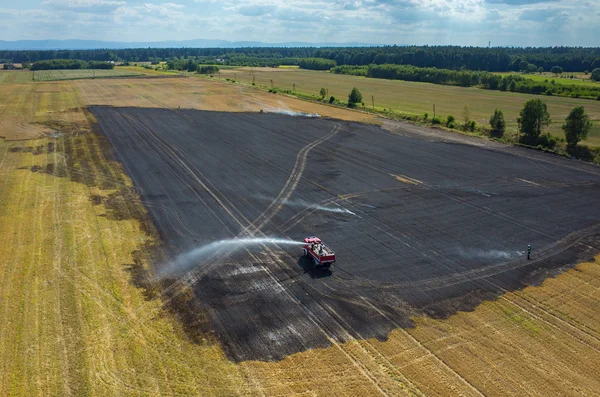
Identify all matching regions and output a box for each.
[1,74,599,396]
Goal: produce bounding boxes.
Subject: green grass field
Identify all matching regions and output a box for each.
[33,69,144,81]
[220,68,600,146]
[495,72,600,88]
[0,71,33,83]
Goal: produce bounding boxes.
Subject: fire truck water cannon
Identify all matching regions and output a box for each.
[303,236,336,267]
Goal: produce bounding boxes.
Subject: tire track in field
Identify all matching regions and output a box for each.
[242,122,341,235]
[98,109,418,395]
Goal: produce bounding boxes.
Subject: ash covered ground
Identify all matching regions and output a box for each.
[92,106,600,361]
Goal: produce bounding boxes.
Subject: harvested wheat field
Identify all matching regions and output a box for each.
[74,76,377,123]
[1,74,599,396]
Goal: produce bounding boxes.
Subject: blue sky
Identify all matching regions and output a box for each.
[0,0,599,45]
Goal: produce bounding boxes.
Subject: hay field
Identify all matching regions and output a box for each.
[33,69,144,81]
[0,70,34,84]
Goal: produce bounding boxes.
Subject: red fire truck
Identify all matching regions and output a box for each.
[303,236,336,267]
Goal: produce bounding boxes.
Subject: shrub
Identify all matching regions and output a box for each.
[431,116,441,125]
[423,112,428,120]
[329,96,335,104]
[467,120,476,132]
[348,87,362,107]
[536,134,558,149]
[446,114,455,127]
[545,89,553,96]
[448,121,456,129]
[489,109,505,137]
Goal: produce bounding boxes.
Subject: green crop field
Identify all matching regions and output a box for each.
[220,67,600,147]
[33,69,144,81]
[0,71,34,83]
[495,72,600,88]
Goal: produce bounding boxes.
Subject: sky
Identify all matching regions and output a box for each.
[0,0,599,46]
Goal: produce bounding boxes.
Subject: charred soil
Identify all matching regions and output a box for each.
[91,106,600,362]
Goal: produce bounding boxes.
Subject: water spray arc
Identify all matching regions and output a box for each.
[161,237,305,276]
[262,108,321,118]
[255,195,357,216]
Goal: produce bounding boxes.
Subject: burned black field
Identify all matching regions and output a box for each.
[92,106,600,362]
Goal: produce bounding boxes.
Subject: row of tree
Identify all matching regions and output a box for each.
[339,88,591,150]
[30,59,114,70]
[490,99,592,149]
[332,64,600,100]
[314,46,600,72]
[164,58,221,74]
[3,46,600,72]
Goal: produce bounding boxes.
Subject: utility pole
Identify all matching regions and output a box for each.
[433,104,436,118]
[293,83,296,93]
[372,95,374,110]
[234,72,236,81]
[271,79,273,88]
[252,75,255,85]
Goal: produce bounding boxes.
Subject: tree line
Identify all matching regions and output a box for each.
[165,58,220,74]
[332,64,600,100]
[492,99,593,155]
[328,86,594,156]
[30,59,114,70]
[297,58,336,70]
[3,46,600,72]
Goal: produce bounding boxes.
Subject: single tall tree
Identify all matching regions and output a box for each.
[551,66,563,75]
[462,104,470,129]
[518,99,551,142]
[562,106,592,148]
[319,87,327,99]
[591,68,600,82]
[489,109,506,137]
[348,87,362,108]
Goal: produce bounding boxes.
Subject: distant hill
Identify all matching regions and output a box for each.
[0,39,377,50]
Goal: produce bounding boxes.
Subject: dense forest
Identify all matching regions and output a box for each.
[332,64,600,100]
[297,58,337,70]
[2,46,600,72]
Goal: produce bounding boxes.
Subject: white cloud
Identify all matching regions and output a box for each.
[42,0,125,9]
[0,0,596,45]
